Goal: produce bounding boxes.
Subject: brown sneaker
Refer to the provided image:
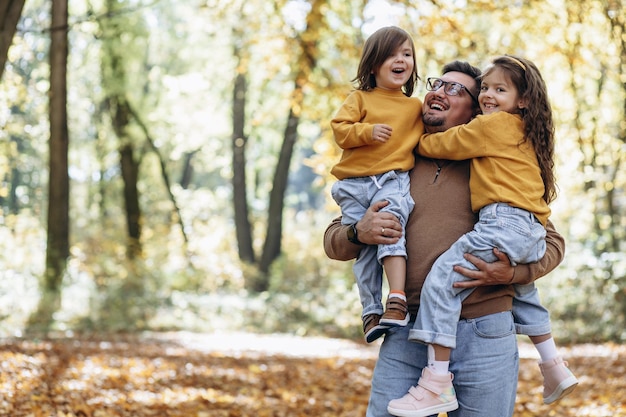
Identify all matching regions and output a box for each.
[363,313,389,343]
[380,297,410,327]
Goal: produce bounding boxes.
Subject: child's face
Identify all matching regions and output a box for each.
[373,39,415,91]
[478,67,524,115]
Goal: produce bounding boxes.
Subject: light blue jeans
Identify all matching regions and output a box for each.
[368,312,518,417]
[331,170,414,316]
[410,203,549,348]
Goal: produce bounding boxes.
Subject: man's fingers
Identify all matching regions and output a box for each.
[453,278,485,289]
[493,248,511,263]
[454,264,480,279]
[463,253,486,269]
[369,200,389,212]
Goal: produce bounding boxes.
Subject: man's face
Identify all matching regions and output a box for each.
[422,71,478,133]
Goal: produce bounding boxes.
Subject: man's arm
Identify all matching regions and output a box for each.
[452,220,565,288]
[323,217,361,261]
[323,200,402,261]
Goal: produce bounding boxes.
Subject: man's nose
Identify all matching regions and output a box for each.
[432,85,446,96]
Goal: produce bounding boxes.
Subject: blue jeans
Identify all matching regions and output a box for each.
[331,171,414,316]
[512,281,552,336]
[368,312,518,417]
[410,203,548,347]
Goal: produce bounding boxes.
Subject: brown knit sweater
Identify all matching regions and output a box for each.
[323,155,565,319]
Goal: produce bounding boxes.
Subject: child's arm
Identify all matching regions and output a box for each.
[418,118,487,160]
[331,93,377,149]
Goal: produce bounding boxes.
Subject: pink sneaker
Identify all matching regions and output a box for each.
[539,356,578,404]
[387,367,458,417]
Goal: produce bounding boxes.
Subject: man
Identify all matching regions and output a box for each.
[323,61,565,417]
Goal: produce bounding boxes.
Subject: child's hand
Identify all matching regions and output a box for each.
[372,124,392,143]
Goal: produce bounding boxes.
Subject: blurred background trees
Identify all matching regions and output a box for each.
[0,0,624,342]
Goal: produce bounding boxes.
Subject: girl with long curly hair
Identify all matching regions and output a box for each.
[388,55,577,417]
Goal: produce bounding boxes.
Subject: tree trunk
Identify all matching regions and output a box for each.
[119,138,142,260]
[255,0,323,290]
[107,93,142,260]
[101,1,143,260]
[258,106,299,280]
[96,0,146,327]
[27,0,69,332]
[0,0,25,81]
[180,150,197,189]
[230,18,254,265]
[232,69,255,264]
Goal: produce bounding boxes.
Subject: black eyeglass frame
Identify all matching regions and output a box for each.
[425,77,478,104]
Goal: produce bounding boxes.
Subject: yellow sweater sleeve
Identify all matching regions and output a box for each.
[331,89,424,180]
[419,112,550,225]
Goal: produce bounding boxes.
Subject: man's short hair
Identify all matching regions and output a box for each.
[442,60,481,101]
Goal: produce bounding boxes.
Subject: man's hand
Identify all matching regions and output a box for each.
[355,200,402,245]
[452,248,515,288]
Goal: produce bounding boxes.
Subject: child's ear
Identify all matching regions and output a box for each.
[518,97,528,110]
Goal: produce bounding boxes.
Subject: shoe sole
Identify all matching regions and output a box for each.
[379,315,410,327]
[543,377,578,404]
[365,324,389,343]
[387,399,459,417]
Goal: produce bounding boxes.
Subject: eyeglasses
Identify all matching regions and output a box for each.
[426,77,478,103]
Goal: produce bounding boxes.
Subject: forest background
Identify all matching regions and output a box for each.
[0,0,625,345]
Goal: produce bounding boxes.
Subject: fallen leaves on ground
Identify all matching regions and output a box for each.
[0,333,624,417]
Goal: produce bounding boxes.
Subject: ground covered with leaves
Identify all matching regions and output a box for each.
[0,332,624,417]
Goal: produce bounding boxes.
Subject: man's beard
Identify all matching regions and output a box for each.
[423,113,445,132]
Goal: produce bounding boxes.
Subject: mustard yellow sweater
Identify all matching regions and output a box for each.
[331,88,423,180]
[418,112,550,226]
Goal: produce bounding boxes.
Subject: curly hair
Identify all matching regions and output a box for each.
[483,55,557,204]
[352,26,419,97]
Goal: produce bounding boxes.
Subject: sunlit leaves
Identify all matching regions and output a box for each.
[0,336,625,416]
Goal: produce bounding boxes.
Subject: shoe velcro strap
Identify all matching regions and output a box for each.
[386,299,408,313]
[418,378,443,396]
[541,357,568,370]
[362,314,379,331]
[407,385,425,400]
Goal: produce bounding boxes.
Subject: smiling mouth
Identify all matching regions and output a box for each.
[429,102,445,111]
